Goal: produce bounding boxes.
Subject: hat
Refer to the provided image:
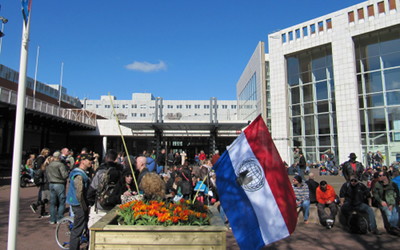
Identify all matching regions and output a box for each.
[80,154,93,161]
[294,175,302,183]
[349,153,357,159]
[53,151,61,158]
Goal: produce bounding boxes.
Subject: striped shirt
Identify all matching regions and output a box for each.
[292,183,310,203]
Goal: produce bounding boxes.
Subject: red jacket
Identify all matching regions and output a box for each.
[316,184,336,204]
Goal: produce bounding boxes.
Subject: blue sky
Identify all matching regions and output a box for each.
[0,0,362,100]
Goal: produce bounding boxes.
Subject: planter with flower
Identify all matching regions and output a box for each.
[89,173,227,249]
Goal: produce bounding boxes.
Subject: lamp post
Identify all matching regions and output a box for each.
[0,16,8,56]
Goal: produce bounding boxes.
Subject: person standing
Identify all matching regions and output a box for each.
[46,151,69,224]
[305,173,319,204]
[298,151,307,180]
[211,150,220,166]
[66,154,92,250]
[316,180,337,229]
[156,148,166,174]
[342,153,365,182]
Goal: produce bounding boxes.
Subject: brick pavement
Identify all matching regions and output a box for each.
[0,169,399,250]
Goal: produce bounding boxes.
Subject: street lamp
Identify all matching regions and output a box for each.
[0,16,8,55]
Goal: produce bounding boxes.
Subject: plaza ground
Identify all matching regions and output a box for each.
[0,168,399,249]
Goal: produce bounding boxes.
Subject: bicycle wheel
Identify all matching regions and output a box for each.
[55,216,74,249]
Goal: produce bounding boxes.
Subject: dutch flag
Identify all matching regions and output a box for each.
[213,115,297,250]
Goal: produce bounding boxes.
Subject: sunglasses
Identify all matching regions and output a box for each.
[350,179,358,182]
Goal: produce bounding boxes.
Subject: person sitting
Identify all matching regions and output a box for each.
[305,173,319,204]
[292,175,310,224]
[342,153,365,182]
[339,175,381,235]
[372,171,400,235]
[316,181,337,229]
[140,172,166,200]
[319,164,328,176]
[106,168,138,206]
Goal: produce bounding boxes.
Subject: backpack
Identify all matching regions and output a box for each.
[348,212,369,234]
[33,169,43,186]
[96,167,120,209]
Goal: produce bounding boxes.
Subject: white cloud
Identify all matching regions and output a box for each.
[125,60,167,72]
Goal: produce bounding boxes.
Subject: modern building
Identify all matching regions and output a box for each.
[238,0,400,165]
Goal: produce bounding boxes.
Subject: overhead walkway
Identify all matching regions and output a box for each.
[0,86,96,129]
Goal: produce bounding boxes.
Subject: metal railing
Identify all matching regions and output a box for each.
[0,86,96,127]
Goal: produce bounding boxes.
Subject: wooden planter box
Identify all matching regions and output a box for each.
[90,206,227,249]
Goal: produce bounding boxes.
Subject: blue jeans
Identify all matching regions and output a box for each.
[341,202,378,231]
[381,206,399,228]
[49,183,66,223]
[299,200,310,221]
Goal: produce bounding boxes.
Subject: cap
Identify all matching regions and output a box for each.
[80,154,93,161]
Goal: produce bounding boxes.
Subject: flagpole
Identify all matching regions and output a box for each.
[58,62,64,112]
[33,45,39,101]
[7,11,31,250]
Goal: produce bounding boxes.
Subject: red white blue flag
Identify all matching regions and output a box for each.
[21,0,32,26]
[213,115,297,249]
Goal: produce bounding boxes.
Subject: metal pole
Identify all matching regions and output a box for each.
[0,22,4,56]
[58,62,64,111]
[8,14,31,250]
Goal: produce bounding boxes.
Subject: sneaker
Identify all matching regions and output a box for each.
[49,221,56,225]
[40,213,50,218]
[30,204,37,214]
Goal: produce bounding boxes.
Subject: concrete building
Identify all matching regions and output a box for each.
[238,0,400,165]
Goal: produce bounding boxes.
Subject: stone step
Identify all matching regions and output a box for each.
[297,204,386,231]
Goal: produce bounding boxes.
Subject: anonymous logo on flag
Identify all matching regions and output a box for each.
[236,158,265,192]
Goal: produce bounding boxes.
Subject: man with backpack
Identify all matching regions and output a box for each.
[339,175,381,235]
[66,154,92,250]
[372,171,400,235]
[87,149,123,228]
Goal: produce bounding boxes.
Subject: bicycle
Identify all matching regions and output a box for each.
[55,216,89,249]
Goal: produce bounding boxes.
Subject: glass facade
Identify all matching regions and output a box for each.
[238,73,258,120]
[286,45,337,162]
[354,25,400,162]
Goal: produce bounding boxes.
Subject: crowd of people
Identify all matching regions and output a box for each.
[291,149,400,236]
[23,147,221,250]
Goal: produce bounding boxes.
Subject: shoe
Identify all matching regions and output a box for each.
[372,229,382,235]
[40,213,50,218]
[304,220,309,224]
[30,204,37,214]
[391,227,400,233]
[49,221,56,225]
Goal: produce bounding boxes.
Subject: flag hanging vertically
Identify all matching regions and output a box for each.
[213,115,297,250]
[21,0,32,26]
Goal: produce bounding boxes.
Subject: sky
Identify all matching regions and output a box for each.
[0,0,362,101]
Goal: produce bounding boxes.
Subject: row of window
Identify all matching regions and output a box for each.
[282,19,332,44]
[129,113,213,117]
[348,0,397,24]
[89,103,237,109]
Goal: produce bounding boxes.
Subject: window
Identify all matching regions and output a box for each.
[326,19,332,29]
[231,105,237,109]
[131,104,137,108]
[310,24,316,34]
[96,104,101,108]
[167,105,173,109]
[131,113,137,117]
[282,33,287,43]
[222,105,227,109]
[105,105,110,108]
[113,104,119,108]
[378,1,385,13]
[318,21,324,32]
[140,104,146,109]
[177,105,182,109]
[348,11,355,23]
[302,26,308,37]
[140,113,146,117]
[204,105,209,109]
[368,5,375,16]
[194,104,200,109]
[389,0,396,10]
[358,8,364,20]
[289,31,293,41]
[186,105,191,109]
[295,29,301,39]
